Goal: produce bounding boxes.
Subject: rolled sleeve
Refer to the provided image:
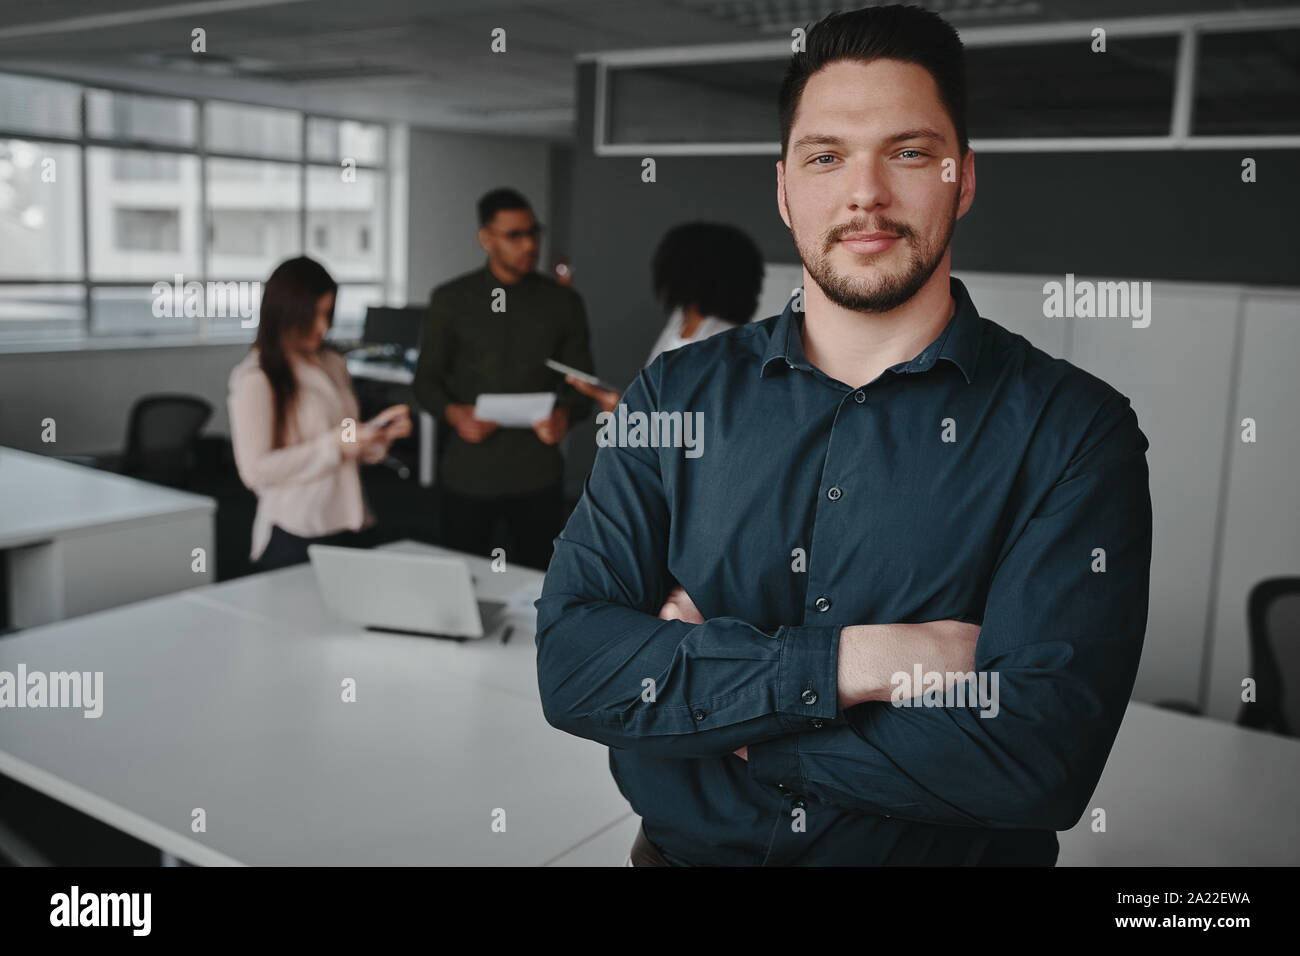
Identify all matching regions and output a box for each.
[748,391,1153,830]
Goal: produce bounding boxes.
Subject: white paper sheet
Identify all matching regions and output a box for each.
[473,392,556,427]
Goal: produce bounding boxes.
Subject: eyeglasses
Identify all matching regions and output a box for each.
[490,224,545,242]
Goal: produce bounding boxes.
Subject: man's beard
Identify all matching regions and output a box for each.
[791,191,959,313]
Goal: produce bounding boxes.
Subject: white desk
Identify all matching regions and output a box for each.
[0,447,214,628]
[530,700,1300,866]
[4,531,1291,865]
[1056,701,1300,865]
[0,541,632,866]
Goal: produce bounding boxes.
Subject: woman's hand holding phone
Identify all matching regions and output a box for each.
[343,404,412,462]
[367,404,412,439]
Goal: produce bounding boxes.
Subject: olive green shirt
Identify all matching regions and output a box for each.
[414,263,596,497]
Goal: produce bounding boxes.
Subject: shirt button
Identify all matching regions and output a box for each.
[854,390,866,404]
[811,718,824,729]
[692,709,706,722]
[777,783,788,792]
[827,486,842,501]
[792,797,807,810]
[801,688,818,706]
[814,596,831,613]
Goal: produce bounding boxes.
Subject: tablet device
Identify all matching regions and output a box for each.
[544,358,619,393]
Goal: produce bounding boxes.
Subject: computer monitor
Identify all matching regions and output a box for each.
[362,305,424,348]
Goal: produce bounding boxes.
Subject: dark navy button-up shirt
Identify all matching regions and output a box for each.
[535,275,1153,866]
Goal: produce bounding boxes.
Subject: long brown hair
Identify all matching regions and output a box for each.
[253,256,338,448]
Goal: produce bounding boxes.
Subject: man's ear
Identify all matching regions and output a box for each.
[956,148,976,221]
[477,226,490,253]
[775,160,791,230]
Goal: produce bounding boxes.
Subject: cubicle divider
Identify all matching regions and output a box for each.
[956,271,1300,720]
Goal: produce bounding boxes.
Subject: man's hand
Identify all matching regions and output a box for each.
[445,403,498,444]
[532,406,570,445]
[565,374,620,415]
[657,586,704,623]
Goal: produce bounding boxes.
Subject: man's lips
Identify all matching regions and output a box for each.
[840,231,898,241]
[839,231,900,253]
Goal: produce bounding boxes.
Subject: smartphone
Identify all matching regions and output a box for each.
[545,358,618,393]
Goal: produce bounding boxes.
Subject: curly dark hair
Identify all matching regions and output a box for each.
[651,222,765,325]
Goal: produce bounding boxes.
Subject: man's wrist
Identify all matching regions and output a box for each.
[838,625,871,708]
[838,622,918,707]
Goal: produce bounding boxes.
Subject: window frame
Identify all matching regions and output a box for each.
[589,9,1300,156]
[0,73,394,349]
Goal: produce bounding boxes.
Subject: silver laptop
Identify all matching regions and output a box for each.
[307,544,506,639]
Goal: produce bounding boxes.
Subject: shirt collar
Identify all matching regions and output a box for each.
[760,275,982,385]
[480,260,534,288]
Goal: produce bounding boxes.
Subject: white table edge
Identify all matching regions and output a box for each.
[0,749,243,867]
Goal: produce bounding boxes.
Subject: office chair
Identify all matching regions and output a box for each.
[117,394,214,489]
[1237,576,1300,738]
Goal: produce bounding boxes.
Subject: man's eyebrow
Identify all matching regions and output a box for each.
[790,128,948,153]
[885,127,947,145]
[790,133,847,152]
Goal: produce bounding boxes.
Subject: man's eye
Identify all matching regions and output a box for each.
[811,154,836,165]
[899,149,927,159]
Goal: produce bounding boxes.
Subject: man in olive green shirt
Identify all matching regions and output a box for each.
[414,188,595,570]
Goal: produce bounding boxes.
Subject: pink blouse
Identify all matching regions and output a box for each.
[227,348,385,561]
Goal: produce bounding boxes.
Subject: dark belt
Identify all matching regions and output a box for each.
[628,821,673,867]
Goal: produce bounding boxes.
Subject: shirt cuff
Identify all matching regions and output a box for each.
[774,624,842,729]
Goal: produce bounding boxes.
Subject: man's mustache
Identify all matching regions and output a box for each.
[826,222,911,246]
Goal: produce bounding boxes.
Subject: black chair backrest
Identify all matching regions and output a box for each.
[122,394,214,488]
[1238,576,1300,737]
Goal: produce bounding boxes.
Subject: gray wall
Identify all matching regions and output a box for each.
[406,127,554,306]
[0,343,251,455]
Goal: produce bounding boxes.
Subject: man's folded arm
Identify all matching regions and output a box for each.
[534,366,842,758]
[748,392,1153,831]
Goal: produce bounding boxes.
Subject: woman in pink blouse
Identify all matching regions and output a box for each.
[228,256,412,570]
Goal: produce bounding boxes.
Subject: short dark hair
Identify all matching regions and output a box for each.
[477,188,532,227]
[778,5,968,161]
[651,222,765,325]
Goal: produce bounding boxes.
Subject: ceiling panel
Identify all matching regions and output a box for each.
[0,0,1294,137]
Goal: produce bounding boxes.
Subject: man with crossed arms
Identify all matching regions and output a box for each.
[536,5,1152,866]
